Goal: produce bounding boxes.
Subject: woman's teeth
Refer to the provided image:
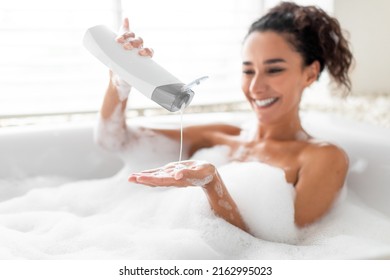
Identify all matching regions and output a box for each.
[254,97,278,108]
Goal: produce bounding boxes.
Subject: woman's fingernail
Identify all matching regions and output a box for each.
[124,43,133,50]
[128,176,137,182]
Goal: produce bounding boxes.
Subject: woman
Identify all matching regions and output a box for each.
[96,2,353,235]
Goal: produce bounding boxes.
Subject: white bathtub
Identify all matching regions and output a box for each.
[0,122,123,181]
[1,112,389,216]
[0,111,389,259]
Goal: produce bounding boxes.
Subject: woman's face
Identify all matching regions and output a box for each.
[241,31,317,124]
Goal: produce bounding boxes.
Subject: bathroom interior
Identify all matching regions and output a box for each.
[0,0,389,259]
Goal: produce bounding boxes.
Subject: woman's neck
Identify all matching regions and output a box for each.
[254,113,308,141]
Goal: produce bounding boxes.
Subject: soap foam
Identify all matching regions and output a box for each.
[218,161,299,244]
[111,72,132,101]
[187,174,214,186]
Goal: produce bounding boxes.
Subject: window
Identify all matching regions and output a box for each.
[0,0,263,124]
[0,0,117,118]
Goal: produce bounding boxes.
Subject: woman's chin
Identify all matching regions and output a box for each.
[253,110,278,124]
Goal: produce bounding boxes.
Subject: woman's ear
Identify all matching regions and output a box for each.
[304,60,321,87]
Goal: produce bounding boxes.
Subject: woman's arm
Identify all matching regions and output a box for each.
[94,18,154,152]
[94,72,129,152]
[202,169,249,232]
[294,143,349,227]
[128,160,248,232]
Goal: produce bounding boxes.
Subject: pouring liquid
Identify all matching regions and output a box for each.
[178,103,185,163]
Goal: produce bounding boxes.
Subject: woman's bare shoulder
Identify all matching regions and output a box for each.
[302,139,349,165]
[294,140,349,226]
[297,139,349,191]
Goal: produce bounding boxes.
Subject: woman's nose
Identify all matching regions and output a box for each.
[249,75,268,95]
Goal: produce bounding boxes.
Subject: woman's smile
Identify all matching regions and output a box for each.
[252,97,280,109]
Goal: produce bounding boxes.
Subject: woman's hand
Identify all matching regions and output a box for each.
[110,18,154,101]
[115,18,154,57]
[129,160,249,232]
[128,160,216,188]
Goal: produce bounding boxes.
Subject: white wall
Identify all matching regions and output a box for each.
[334,0,390,95]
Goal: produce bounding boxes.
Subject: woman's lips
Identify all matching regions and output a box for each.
[254,97,279,108]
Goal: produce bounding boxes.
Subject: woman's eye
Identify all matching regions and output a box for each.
[267,68,284,74]
[242,70,255,75]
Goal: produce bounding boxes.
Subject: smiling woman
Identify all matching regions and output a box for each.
[95,1,354,234]
[231,2,352,227]
[1,2,390,260]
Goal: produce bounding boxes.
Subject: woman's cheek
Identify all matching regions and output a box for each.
[241,79,251,99]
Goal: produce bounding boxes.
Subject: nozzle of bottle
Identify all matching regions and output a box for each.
[83,25,208,112]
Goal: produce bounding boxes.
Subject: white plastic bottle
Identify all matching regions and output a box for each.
[83,25,205,112]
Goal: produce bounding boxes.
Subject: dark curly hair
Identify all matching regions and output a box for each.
[246,2,353,95]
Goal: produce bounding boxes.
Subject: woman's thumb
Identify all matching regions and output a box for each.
[119,17,130,33]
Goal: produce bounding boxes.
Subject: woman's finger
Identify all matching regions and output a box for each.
[128,175,138,183]
[119,17,130,33]
[138,48,154,57]
[115,32,135,43]
[123,32,136,40]
[137,175,176,186]
[122,37,143,50]
[128,175,165,187]
[130,37,144,48]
